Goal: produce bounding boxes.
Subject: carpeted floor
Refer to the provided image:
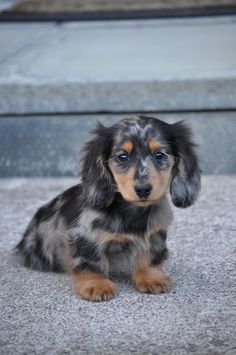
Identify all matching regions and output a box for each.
[0,176,235,354]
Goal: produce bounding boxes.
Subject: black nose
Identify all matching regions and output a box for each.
[134,184,152,198]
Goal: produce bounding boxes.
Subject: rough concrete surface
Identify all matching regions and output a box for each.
[0,176,235,354]
[0,16,236,114]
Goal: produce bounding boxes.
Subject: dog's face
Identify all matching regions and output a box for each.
[81,116,201,209]
[108,119,175,206]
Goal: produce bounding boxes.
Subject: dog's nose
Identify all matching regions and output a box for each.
[134,184,152,198]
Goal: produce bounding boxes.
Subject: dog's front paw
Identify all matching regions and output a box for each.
[72,272,117,302]
[133,267,171,294]
[79,279,117,302]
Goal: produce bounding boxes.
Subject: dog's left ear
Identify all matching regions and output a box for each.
[169,121,201,208]
[80,122,115,208]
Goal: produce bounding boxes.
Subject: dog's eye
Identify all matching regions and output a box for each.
[154,151,167,160]
[116,153,129,163]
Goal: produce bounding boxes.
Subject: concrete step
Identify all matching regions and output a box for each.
[1,111,236,176]
[1,16,236,175]
[0,16,236,114]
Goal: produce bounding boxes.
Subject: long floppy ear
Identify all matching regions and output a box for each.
[169,121,201,208]
[80,122,115,208]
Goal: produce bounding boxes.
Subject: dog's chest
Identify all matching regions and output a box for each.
[102,233,142,273]
[101,227,159,257]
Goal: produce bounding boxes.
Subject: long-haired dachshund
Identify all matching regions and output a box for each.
[16,116,201,301]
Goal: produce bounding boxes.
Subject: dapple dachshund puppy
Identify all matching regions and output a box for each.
[16,116,201,301]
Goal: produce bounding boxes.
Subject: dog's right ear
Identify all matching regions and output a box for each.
[169,121,201,208]
[80,123,115,208]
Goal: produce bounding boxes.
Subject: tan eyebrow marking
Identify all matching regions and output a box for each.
[148,140,161,153]
[121,140,133,154]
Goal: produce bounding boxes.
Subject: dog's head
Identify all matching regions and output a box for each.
[81,116,201,208]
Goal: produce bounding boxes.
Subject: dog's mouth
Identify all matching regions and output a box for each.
[130,199,154,207]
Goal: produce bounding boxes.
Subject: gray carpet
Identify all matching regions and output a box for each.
[0,176,235,354]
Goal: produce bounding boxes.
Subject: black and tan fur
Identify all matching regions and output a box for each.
[16,116,201,301]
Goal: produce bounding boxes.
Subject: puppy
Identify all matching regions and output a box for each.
[16,116,201,301]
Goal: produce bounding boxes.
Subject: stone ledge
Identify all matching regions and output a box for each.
[0,77,236,115]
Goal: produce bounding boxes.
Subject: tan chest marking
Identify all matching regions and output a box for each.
[148,225,166,236]
[100,232,136,245]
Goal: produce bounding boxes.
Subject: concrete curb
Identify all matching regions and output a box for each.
[0,77,236,115]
